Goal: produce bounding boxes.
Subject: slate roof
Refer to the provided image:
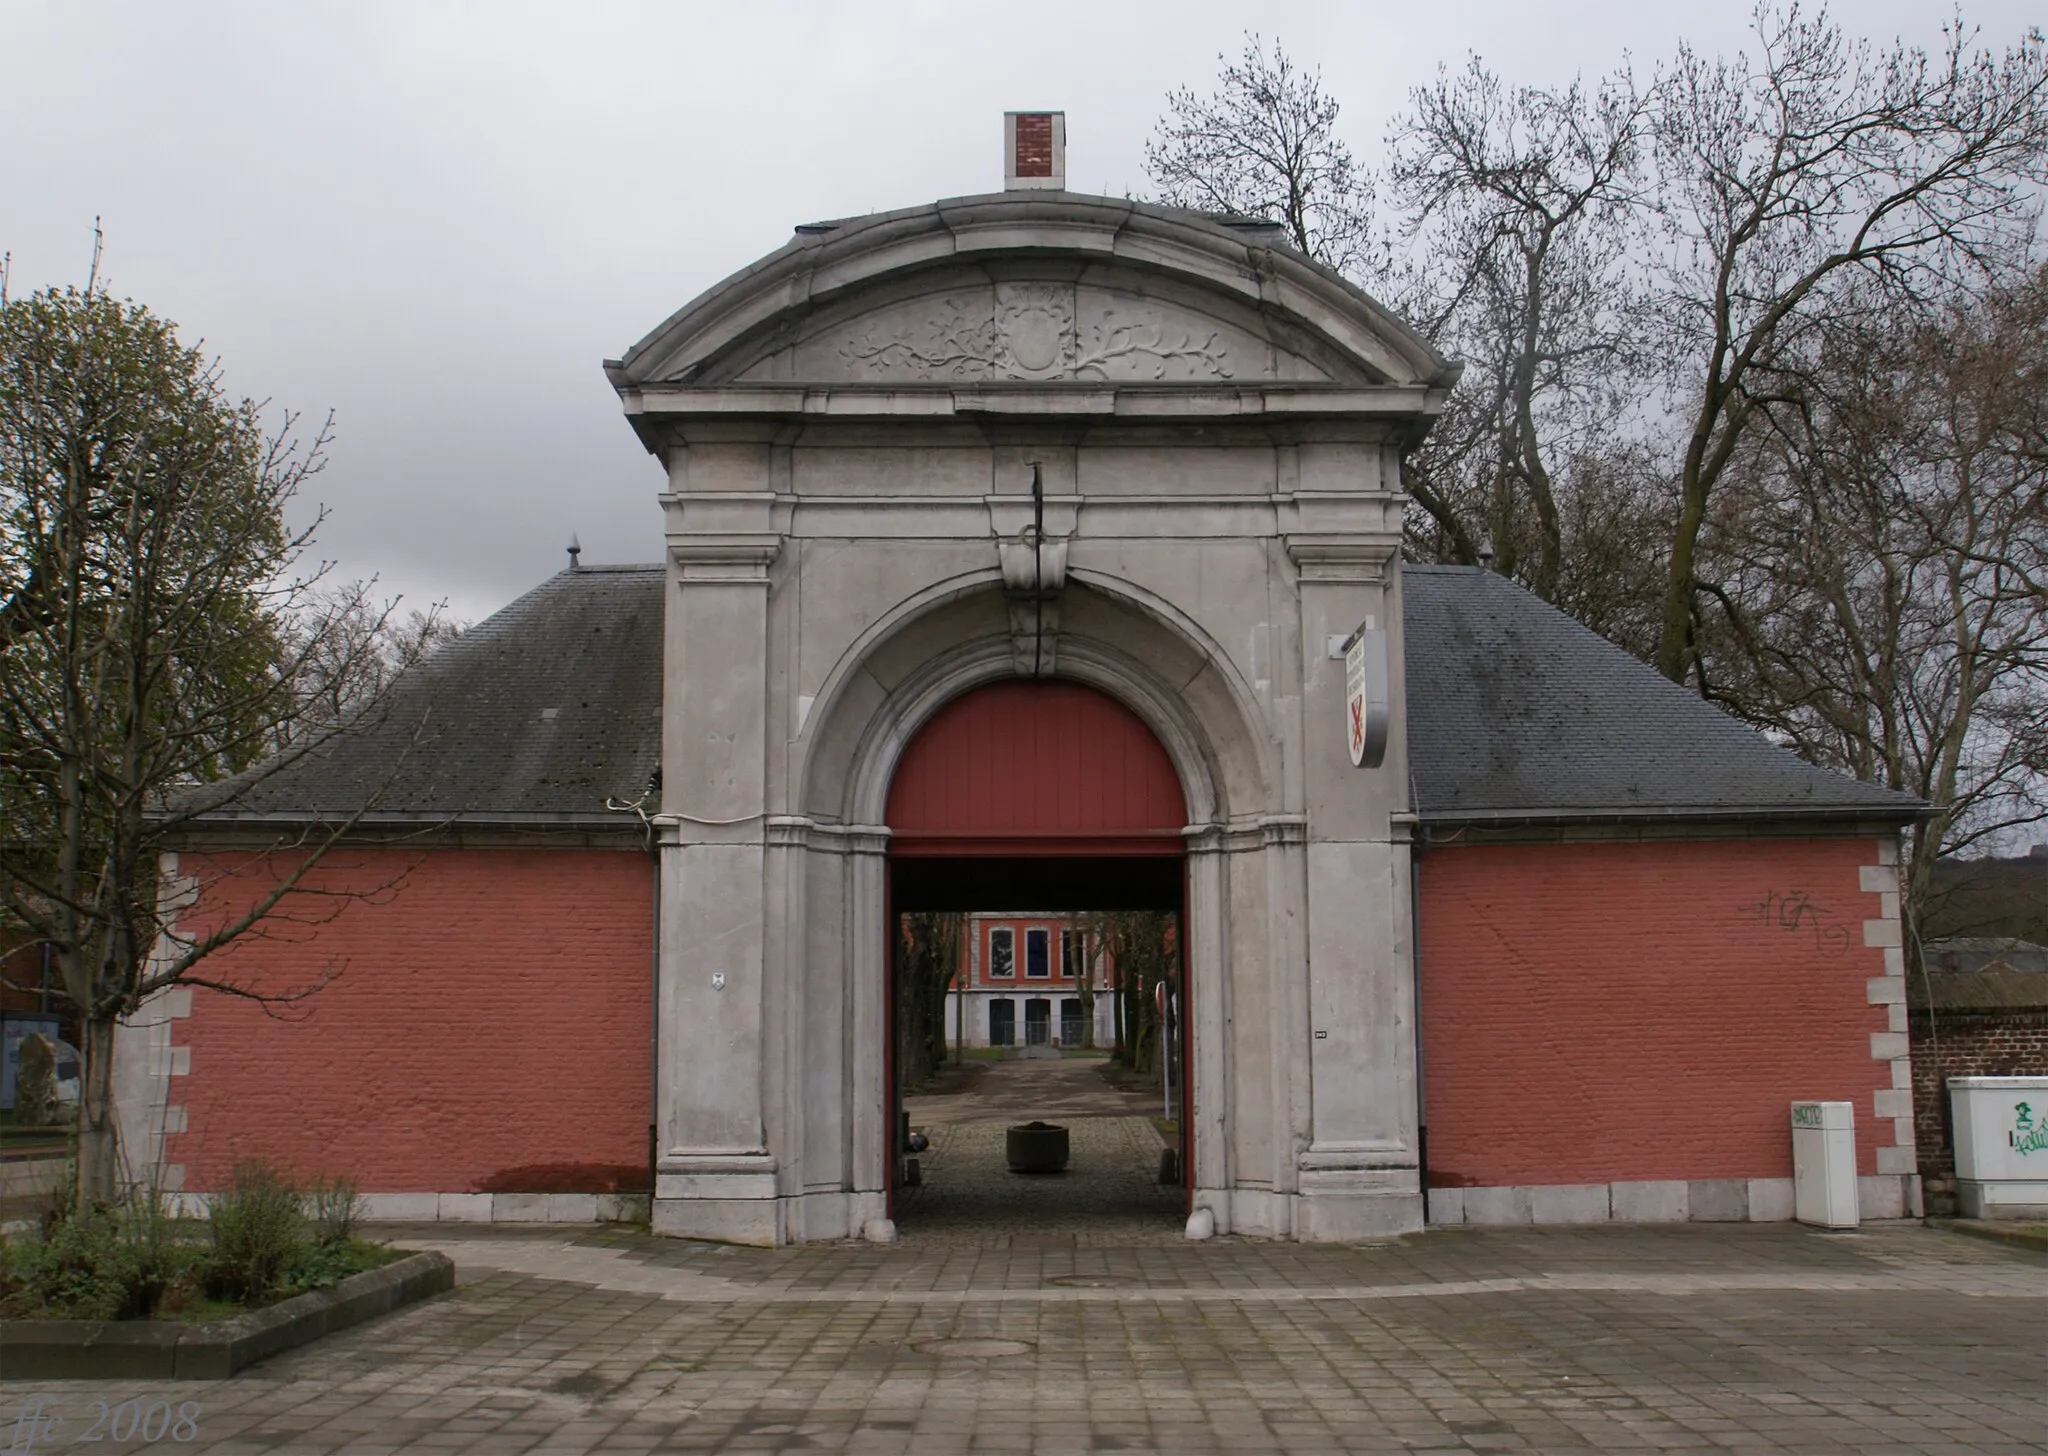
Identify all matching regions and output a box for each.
[1401,565,1920,826]
[184,560,1919,831]
[1920,938,2048,1013]
[191,564,664,827]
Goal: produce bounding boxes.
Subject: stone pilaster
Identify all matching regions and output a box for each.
[651,448,786,1245]
[1283,521,1424,1238]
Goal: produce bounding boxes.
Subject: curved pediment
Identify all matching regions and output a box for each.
[610,193,1457,399]
[737,269,1350,387]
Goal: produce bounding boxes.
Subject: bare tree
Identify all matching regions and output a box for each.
[1387,57,1657,604]
[0,247,415,1207]
[1648,3,2048,684]
[1080,910,1176,1074]
[1144,34,1377,273]
[275,584,460,750]
[895,911,962,1089]
[1065,914,1096,1051]
[1698,266,2048,939]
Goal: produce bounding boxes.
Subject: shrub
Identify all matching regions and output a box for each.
[306,1174,362,1246]
[0,1164,392,1320]
[0,1196,200,1320]
[0,1209,132,1319]
[204,1160,306,1303]
[115,1186,190,1317]
[277,1235,389,1296]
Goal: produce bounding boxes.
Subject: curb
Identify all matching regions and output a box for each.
[0,1250,454,1380]
[1927,1218,2048,1254]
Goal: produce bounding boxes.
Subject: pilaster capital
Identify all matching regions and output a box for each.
[653,813,766,847]
[670,536,781,580]
[1283,538,1398,584]
[1190,815,1309,854]
[803,822,894,857]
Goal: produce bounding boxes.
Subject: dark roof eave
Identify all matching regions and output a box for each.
[167,810,643,832]
[1416,800,1925,831]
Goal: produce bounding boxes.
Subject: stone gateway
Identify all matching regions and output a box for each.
[138,178,1923,1244]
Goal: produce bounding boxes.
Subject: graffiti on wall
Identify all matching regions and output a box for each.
[2014,1103,2048,1156]
[1737,888,1854,955]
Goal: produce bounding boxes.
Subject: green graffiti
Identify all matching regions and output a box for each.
[2014,1102,2048,1157]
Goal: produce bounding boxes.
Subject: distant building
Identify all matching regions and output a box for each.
[944,915,1108,1049]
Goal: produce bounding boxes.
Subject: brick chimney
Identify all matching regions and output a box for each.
[1004,112,1065,191]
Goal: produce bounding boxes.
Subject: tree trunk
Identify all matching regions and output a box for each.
[1656,430,1715,683]
[1112,944,1127,1062]
[75,1016,120,1212]
[1133,956,1157,1075]
[1072,916,1096,1050]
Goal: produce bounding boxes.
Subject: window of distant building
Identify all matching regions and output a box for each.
[1025,927,1050,978]
[989,926,1014,979]
[1061,928,1085,982]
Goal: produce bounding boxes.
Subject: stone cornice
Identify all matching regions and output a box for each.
[761,818,894,856]
[1283,538,1398,583]
[669,536,781,578]
[619,383,1445,426]
[1185,815,1309,854]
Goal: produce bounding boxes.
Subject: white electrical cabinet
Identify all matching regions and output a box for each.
[1949,1075,2048,1220]
[1790,1100,1858,1228]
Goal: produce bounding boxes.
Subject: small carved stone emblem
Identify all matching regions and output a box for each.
[996,284,1072,376]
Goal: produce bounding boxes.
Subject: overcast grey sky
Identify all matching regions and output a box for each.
[5,1,2034,622]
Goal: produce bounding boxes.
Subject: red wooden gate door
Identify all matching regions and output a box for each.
[886,680,1186,853]
[884,680,1192,1217]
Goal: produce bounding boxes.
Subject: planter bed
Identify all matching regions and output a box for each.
[0,1250,452,1380]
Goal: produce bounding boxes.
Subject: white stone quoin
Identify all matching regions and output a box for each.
[607,187,1460,1245]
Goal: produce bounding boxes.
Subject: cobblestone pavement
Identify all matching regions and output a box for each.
[894,1117,1183,1241]
[3,1223,2042,1454]
[898,1052,1182,1240]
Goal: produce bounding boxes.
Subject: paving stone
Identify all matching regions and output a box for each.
[2,1214,2042,1453]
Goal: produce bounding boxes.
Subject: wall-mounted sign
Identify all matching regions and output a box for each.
[1345,624,1389,768]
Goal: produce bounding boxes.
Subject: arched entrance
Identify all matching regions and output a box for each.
[628,191,1442,1247]
[884,680,1192,1230]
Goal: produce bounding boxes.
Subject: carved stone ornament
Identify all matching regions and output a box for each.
[838,283,1233,382]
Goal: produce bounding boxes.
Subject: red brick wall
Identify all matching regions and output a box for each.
[965,917,1099,987]
[1418,838,1892,1188]
[167,847,653,1194]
